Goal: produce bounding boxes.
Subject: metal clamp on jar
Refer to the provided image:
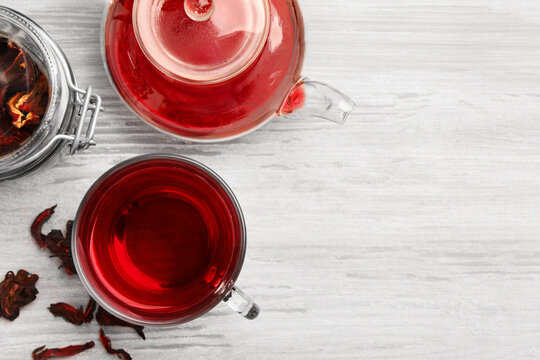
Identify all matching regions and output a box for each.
[0,6,102,180]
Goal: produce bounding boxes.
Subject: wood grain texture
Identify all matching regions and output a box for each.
[1,0,540,358]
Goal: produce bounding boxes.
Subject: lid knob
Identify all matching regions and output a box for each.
[184,0,215,22]
[133,0,270,84]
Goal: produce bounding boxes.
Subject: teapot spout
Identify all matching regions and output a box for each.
[279,78,355,125]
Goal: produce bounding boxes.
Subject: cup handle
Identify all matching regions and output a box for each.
[223,286,260,320]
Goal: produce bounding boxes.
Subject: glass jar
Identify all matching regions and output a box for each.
[0,6,102,180]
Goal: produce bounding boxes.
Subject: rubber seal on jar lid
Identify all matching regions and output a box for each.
[133,0,270,84]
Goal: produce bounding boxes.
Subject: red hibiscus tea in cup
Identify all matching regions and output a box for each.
[73,155,257,325]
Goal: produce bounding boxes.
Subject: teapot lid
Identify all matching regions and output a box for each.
[133,0,270,84]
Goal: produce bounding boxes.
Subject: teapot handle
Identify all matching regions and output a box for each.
[279,77,355,125]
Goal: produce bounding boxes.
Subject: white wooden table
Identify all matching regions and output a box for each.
[1,0,540,359]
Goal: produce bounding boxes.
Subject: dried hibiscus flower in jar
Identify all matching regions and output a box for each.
[0,36,50,157]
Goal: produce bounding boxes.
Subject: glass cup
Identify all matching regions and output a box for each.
[72,154,259,326]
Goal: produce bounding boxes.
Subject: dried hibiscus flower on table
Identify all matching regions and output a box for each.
[48,298,96,325]
[0,36,50,157]
[96,307,146,340]
[27,207,144,359]
[30,205,77,275]
[32,341,95,360]
[30,205,56,249]
[47,297,146,340]
[99,328,133,360]
[47,303,139,359]
[0,269,39,321]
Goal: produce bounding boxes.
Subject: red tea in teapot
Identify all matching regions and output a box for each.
[74,157,245,323]
[104,0,305,140]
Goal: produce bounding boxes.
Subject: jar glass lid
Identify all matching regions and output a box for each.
[133,0,270,84]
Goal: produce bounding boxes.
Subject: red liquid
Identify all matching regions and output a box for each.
[104,0,305,140]
[155,1,248,68]
[75,157,245,324]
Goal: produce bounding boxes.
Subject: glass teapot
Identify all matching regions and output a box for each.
[103,0,355,142]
